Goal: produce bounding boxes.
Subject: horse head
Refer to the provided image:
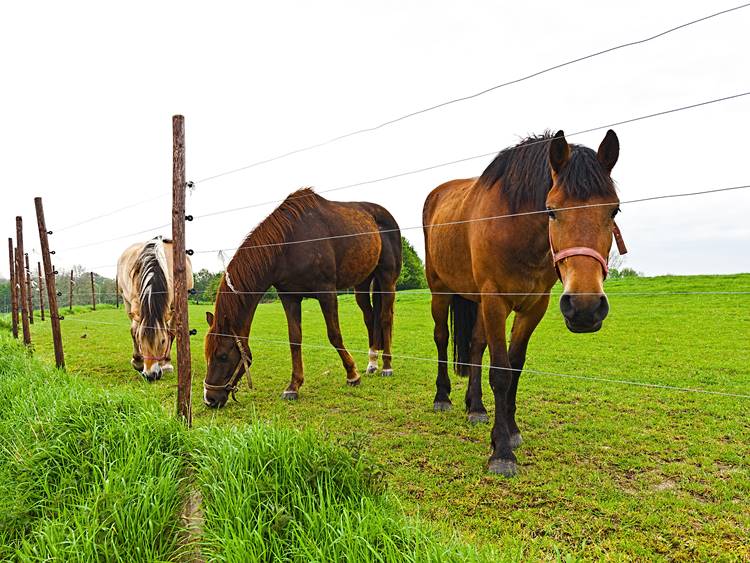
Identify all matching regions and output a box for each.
[546,129,624,333]
[203,311,252,408]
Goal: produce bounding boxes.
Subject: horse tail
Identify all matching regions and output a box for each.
[372,277,384,351]
[450,295,478,376]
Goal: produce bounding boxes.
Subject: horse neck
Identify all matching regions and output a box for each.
[214,267,273,339]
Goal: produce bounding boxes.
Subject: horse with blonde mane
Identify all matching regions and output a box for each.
[117,237,194,381]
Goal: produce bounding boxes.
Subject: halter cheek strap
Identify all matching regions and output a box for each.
[141,328,175,362]
[203,334,253,401]
[550,222,627,282]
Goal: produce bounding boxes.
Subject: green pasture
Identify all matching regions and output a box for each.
[20,274,750,560]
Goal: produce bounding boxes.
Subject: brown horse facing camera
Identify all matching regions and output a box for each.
[203,188,402,408]
[423,130,625,477]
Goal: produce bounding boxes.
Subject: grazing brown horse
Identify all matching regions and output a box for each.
[203,188,402,408]
[423,130,624,476]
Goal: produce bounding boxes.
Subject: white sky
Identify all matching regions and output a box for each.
[2,1,749,280]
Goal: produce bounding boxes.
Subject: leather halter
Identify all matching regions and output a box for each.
[203,334,253,401]
[550,222,627,282]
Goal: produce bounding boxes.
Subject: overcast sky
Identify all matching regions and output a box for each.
[2,1,749,280]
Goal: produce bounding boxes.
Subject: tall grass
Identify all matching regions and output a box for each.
[0,337,187,562]
[192,426,497,562]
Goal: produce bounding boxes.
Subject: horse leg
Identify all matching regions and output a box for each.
[480,296,517,477]
[129,323,143,372]
[506,296,549,449]
[466,316,488,424]
[280,295,304,400]
[317,293,360,386]
[376,276,396,377]
[354,280,377,374]
[162,323,175,372]
[431,293,452,411]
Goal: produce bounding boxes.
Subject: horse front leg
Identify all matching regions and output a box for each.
[480,296,516,477]
[280,295,304,400]
[354,281,377,374]
[317,293,360,386]
[431,293,452,411]
[506,295,550,449]
[129,322,143,372]
[376,278,396,377]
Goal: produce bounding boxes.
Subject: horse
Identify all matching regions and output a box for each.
[203,187,402,408]
[117,237,194,381]
[423,130,625,477]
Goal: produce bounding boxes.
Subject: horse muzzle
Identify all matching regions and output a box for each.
[560,293,609,333]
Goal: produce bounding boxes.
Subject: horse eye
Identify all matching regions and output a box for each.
[611,206,621,218]
[218,353,228,362]
[546,207,556,220]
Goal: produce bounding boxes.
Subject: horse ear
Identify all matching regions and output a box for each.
[549,130,570,174]
[597,129,619,173]
[206,311,214,326]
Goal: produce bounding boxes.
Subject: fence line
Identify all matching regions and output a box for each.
[56,316,750,400]
[194,183,750,254]
[191,90,750,220]
[192,3,750,185]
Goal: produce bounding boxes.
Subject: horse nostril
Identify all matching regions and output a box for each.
[559,293,574,318]
[594,295,610,322]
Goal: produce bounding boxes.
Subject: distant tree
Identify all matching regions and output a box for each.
[0,278,10,314]
[397,237,427,290]
[192,268,215,303]
[204,272,224,302]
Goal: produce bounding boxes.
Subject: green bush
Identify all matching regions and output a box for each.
[397,237,427,291]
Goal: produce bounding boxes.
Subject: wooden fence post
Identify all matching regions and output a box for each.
[34,198,65,369]
[7,238,19,338]
[37,262,45,321]
[15,218,31,346]
[69,270,74,311]
[24,253,34,325]
[90,272,96,310]
[172,115,192,426]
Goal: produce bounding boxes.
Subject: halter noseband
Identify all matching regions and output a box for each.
[203,334,253,402]
[550,222,627,282]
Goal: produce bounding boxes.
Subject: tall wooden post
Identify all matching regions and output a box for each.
[69,270,74,311]
[37,262,45,321]
[172,115,192,426]
[34,198,65,369]
[7,238,18,338]
[24,253,34,324]
[90,272,96,310]
[15,218,31,345]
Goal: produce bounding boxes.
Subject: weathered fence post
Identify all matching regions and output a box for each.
[35,198,65,369]
[37,262,45,321]
[90,272,96,310]
[69,270,74,311]
[15,218,31,345]
[24,253,34,324]
[7,238,19,338]
[172,115,192,426]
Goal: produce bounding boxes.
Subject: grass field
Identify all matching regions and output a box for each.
[22,274,750,560]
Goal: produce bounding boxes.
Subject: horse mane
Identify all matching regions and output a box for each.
[478,131,616,212]
[131,238,171,343]
[207,188,321,350]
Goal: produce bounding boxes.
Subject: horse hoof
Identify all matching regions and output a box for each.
[347,377,361,387]
[433,401,452,412]
[467,412,489,424]
[162,364,174,372]
[509,433,523,450]
[488,459,517,477]
[281,390,298,400]
[380,369,393,377]
[366,365,377,374]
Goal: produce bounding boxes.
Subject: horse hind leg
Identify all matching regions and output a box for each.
[375,276,396,377]
[317,293,360,386]
[129,323,143,372]
[354,280,378,374]
[431,293,452,411]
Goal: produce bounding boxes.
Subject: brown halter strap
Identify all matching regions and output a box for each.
[203,334,253,401]
[550,222,627,282]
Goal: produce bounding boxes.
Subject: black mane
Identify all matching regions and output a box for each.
[131,238,170,343]
[478,132,616,212]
